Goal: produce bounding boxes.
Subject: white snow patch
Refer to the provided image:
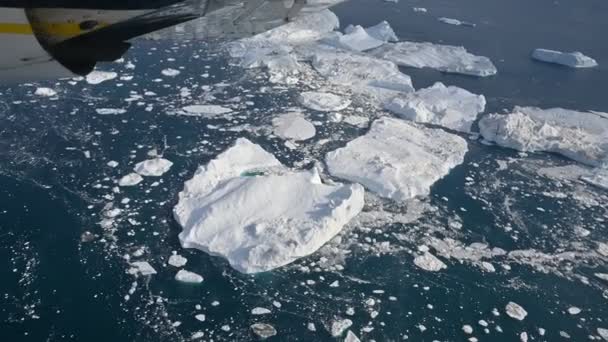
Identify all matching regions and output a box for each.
[175,269,203,283]
[479,107,608,166]
[272,112,316,141]
[532,49,598,68]
[118,173,143,187]
[134,158,173,177]
[373,41,497,77]
[414,252,447,272]
[173,138,364,273]
[299,92,351,112]
[384,82,486,133]
[86,71,118,85]
[325,118,468,201]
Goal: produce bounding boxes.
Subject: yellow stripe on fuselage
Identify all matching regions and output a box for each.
[0,21,108,38]
[0,23,34,35]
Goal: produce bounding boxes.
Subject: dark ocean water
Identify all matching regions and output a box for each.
[1,0,607,341]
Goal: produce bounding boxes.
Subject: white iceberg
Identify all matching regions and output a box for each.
[181,105,233,117]
[134,158,173,177]
[272,112,316,141]
[175,269,204,283]
[321,25,386,52]
[34,87,57,97]
[479,107,608,167]
[532,49,598,68]
[372,41,497,77]
[384,82,486,133]
[118,173,143,187]
[86,71,118,85]
[299,91,351,112]
[173,138,364,273]
[325,118,468,201]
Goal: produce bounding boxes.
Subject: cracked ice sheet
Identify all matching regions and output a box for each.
[173,138,364,273]
[372,41,497,77]
[325,117,468,201]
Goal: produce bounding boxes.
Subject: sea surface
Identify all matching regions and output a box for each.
[1,0,607,341]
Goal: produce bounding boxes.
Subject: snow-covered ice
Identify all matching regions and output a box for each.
[250,323,277,339]
[532,49,598,68]
[438,17,476,27]
[168,254,188,268]
[345,330,361,342]
[129,261,157,276]
[330,318,353,337]
[96,108,127,115]
[181,105,233,117]
[118,173,143,187]
[325,118,468,201]
[272,112,316,141]
[161,68,181,76]
[175,269,203,283]
[251,307,272,315]
[86,71,118,85]
[384,82,486,133]
[414,252,447,272]
[505,302,528,321]
[299,92,351,112]
[173,138,364,273]
[372,41,497,77]
[479,107,608,166]
[34,87,57,97]
[134,158,173,177]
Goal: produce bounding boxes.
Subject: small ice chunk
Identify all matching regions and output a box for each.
[34,87,57,97]
[299,92,351,112]
[322,25,386,52]
[181,105,233,117]
[438,17,476,27]
[195,314,206,322]
[250,323,277,339]
[598,328,608,341]
[505,302,528,321]
[161,68,181,77]
[168,254,188,268]
[325,118,468,201]
[330,318,353,337]
[595,273,608,282]
[107,160,119,168]
[307,323,316,331]
[567,307,581,315]
[373,41,497,77]
[413,7,427,13]
[414,252,447,272]
[96,108,127,115]
[345,330,361,342]
[86,71,118,84]
[174,138,364,273]
[129,261,157,276]
[384,82,486,133]
[118,173,143,187]
[251,307,272,315]
[463,325,473,334]
[479,107,608,167]
[175,270,204,283]
[134,158,173,177]
[272,112,316,141]
[365,21,399,42]
[532,49,598,68]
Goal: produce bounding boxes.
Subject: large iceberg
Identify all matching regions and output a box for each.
[384,82,486,133]
[325,118,468,201]
[372,41,497,77]
[173,138,364,273]
[532,49,598,68]
[321,25,386,52]
[479,107,608,166]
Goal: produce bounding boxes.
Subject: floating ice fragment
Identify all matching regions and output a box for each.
[129,261,157,276]
[532,49,598,68]
[175,270,203,283]
[86,71,118,84]
[322,25,386,52]
[598,328,608,341]
[272,112,316,141]
[330,318,353,337]
[134,158,173,177]
[96,108,127,115]
[345,330,361,342]
[373,41,497,77]
[168,254,188,268]
[438,17,476,27]
[414,252,447,272]
[107,160,119,168]
[505,302,527,321]
[413,7,427,13]
[118,173,143,187]
[299,92,351,112]
[195,314,206,322]
[326,118,468,201]
[34,87,57,97]
[567,307,581,315]
[250,323,277,339]
[463,325,473,334]
[161,68,181,77]
[384,82,486,133]
[173,138,364,273]
[251,307,272,315]
[181,105,233,117]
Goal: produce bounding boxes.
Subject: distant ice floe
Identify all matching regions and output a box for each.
[86,71,118,85]
[321,21,397,52]
[168,253,188,268]
[134,158,173,177]
[479,107,608,167]
[372,41,497,77]
[180,105,233,117]
[173,138,364,273]
[438,17,476,27]
[118,173,143,187]
[272,112,316,141]
[96,108,127,115]
[413,7,427,13]
[128,261,157,276]
[299,91,351,112]
[532,49,598,68]
[505,302,528,321]
[413,252,447,272]
[325,118,468,201]
[161,68,181,77]
[175,269,203,283]
[34,87,57,97]
[384,82,486,133]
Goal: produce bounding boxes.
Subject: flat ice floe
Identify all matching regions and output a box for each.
[299,91,351,112]
[118,173,143,187]
[372,41,497,77]
[532,49,598,68]
[438,17,476,27]
[505,302,528,321]
[96,108,127,115]
[34,87,57,97]
[175,269,203,283]
[180,105,233,117]
[134,158,173,177]
[414,252,447,272]
[479,107,608,166]
[325,118,468,201]
[85,71,118,85]
[173,138,364,273]
[384,82,486,133]
[272,112,316,141]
